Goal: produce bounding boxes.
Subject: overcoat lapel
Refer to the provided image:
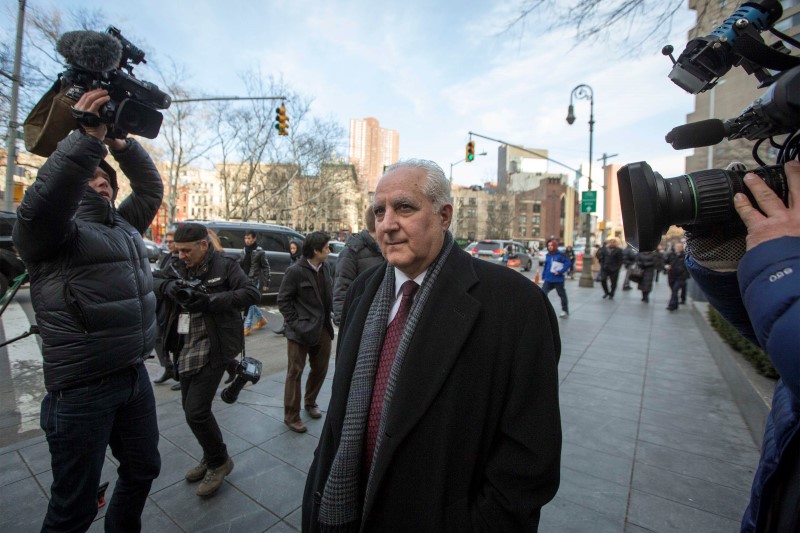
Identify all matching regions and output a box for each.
[362,248,481,519]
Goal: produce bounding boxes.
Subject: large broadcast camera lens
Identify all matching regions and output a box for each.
[617,162,788,251]
[116,99,163,138]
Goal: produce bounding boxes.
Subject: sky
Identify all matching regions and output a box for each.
[2,0,699,191]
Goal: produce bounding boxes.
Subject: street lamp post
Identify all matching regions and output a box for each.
[567,84,595,288]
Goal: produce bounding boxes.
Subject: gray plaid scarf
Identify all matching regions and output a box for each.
[318,232,454,531]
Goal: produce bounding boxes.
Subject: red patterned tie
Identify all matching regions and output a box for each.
[364,280,419,469]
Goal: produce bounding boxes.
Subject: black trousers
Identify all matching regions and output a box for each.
[600,268,621,297]
[180,361,228,468]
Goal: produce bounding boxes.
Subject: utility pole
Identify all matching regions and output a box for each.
[3,0,26,212]
[596,153,617,242]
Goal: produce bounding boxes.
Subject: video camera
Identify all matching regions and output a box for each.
[617,0,800,251]
[57,26,172,139]
[220,357,262,404]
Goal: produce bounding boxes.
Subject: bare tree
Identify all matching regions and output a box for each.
[501,0,712,52]
[155,60,215,226]
[212,70,346,225]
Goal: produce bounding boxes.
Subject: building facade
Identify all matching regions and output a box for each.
[349,117,400,192]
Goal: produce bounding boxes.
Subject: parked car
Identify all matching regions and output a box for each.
[466,239,533,272]
[0,211,26,296]
[327,240,346,274]
[141,238,162,263]
[180,220,305,300]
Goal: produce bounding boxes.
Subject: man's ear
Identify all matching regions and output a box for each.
[440,204,453,230]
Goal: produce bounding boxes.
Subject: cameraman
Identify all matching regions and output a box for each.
[686,160,800,532]
[13,88,163,532]
[154,223,259,497]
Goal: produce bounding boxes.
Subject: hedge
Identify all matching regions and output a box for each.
[707,306,778,379]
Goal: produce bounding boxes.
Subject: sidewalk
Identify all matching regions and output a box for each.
[0,278,765,532]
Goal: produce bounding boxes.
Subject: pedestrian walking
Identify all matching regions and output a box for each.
[599,237,624,299]
[665,242,689,311]
[277,231,334,433]
[541,238,571,317]
[635,250,659,303]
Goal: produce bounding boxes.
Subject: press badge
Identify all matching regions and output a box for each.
[177,313,190,334]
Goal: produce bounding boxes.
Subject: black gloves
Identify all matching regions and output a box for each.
[183,291,210,313]
[160,280,180,300]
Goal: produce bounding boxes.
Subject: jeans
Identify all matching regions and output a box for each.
[40,362,160,533]
[285,335,331,423]
[668,278,687,310]
[180,361,229,468]
[541,281,569,313]
[244,305,264,329]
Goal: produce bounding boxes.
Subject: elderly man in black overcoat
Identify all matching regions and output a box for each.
[303,159,562,532]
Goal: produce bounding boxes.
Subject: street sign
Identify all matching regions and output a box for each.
[581,190,597,213]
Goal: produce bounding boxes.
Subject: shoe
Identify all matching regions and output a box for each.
[608,294,614,300]
[305,405,322,419]
[285,420,308,433]
[253,317,267,330]
[666,307,677,311]
[680,300,686,305]
[170,382,182,391]
[602,294,609,299]
[276,327,286,336]
[559,311,569,318]
[622,286,632,291]
[196,457,234,497]
[185,460,207,483]
[153,369,172,384]
[244,328,252,337]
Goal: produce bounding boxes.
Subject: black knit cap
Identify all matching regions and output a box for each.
[174,222,208,243]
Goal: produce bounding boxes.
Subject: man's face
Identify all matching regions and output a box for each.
[88,168,113,201]
[311,242,331,263]
[175,240,209,268]
[373,167,452,279]
[244,234,256,246]
[165,234,175,253]
[608,239,617,249]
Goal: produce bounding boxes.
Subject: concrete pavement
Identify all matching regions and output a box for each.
[0,276,769,532]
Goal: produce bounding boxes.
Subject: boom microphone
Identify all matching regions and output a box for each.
[665,119,728,150]
[56,30,122,73]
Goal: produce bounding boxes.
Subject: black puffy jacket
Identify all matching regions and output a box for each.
[13,131,163,391]
[332,230,384,325]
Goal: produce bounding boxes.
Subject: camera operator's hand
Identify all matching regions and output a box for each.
[72,89,127,151]
[183,292,210,313]
[734,160,800,251]
[73,88,110,141]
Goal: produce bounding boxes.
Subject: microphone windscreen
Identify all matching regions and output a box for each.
[665,119,727,150]
[56,31,122,72]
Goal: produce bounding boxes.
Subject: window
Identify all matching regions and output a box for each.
[518,215,527,224]
[468,198,477,206]
[533,203,541,213]
[518,227,527,237]
[532,215,541,224]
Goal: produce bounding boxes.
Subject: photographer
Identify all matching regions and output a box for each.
[154,223,259,497]
[13,88,163,532]
[686,161,800,532]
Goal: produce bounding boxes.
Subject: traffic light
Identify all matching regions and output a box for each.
[466,141,475,162]
[275,105,289,136]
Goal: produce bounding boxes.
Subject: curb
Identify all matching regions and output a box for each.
[691,301,774,448]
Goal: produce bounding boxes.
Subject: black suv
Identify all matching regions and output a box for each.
[183,220,305,298]
[0,211,26,296]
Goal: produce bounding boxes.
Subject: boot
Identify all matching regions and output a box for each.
[253,317,267,330]
[244,328,251,336]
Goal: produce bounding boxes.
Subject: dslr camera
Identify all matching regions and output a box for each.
[173,278,206,307]
[617,0,799,251]
[220,357,263,404]
[57,26,171,139]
